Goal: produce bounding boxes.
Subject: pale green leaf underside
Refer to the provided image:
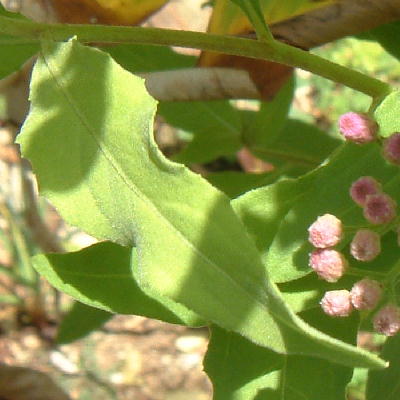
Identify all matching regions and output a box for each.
[17,39,385,369]
[374,91,400,138]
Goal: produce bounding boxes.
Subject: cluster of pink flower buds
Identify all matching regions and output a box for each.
[350,176,397,225]
[308,214,347,282]
[320,279,383,318]
[312,113,400,334]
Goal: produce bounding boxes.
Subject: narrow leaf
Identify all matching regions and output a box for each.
[33,242,203,326]
[158,101,242,164]
[18,40,385,368]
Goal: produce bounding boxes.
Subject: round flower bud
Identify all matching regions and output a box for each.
[383,132,400,165]
[309,249,348,282]
[363,193,397,225]
[349,176,382,207]
[308,214,343,248]
[350,229,381,261]
[373,304,400,336]
[338,112,377,144]
[320,290,353,317]
[350,279,382,310]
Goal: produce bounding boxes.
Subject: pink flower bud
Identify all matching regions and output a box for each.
[350,279,382,310]
[338,112,377,144]
[373,304,400,336]
[320,290,353,317]
[383,132,400,165]
[309,249,348,282]
[308,214,343,248]
[350,229,381,261]
[349,176,382,207]
[363,193,397,225]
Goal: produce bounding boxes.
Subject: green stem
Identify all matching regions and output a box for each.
[0,15,392,99]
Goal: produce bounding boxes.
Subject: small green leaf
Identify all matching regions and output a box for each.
[19,40,385,368]
[251,119,341,169]
[206,171,281,198]
[244,76,294,148]
[57,301,112,344]
[362,21,400,61]
[0,4,39,79]
[367,335,400,400]
[158,101,242,164]
[33,242,204,326]
[105,43,195,73]
[374,91,400,138]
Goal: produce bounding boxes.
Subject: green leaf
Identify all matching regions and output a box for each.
[33,242,203,326]
[0,4,39,79]
[158,101,242,164]
[206,308,356,400]
[374,91,400,138]
[251,119,341,170]
[367,335,400,400]
[206,171,281,199]
[105,43,195,73]
[204,325,283,400]
[57,301,112,344]
[18,40,385,368]
[234,142,399,283]
[230,0,273,41]
[244,76,294,148]
[361,21,400,61]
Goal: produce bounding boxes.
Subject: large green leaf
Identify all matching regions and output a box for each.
[56,301,112,344]
[34,242,203,326]
[234,142,399,283]
[367,335,400,400]
[206,308,356,400]
[18,39,385,368]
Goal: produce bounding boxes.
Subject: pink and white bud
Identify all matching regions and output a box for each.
[309,249,348,282]
[350,279,382,310]
[349,176,382,207]
[373,304,400,336]
[383,132,400,165]
[338,112,377,144]
[350,229,381,261]
[308,214,343,248]
[320,290,353,317]
[363,193,397,225]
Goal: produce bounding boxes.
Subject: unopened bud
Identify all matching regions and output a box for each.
[308,214,343,248]
[363,193,397,225]
[349,176,382,207]
[373,304,400,336]
[309,249,348,282]
[320,290,353,317]
[350,279,382,310]
[350,229,381,261]
[383,132,400,165]
[338,112,377,144]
